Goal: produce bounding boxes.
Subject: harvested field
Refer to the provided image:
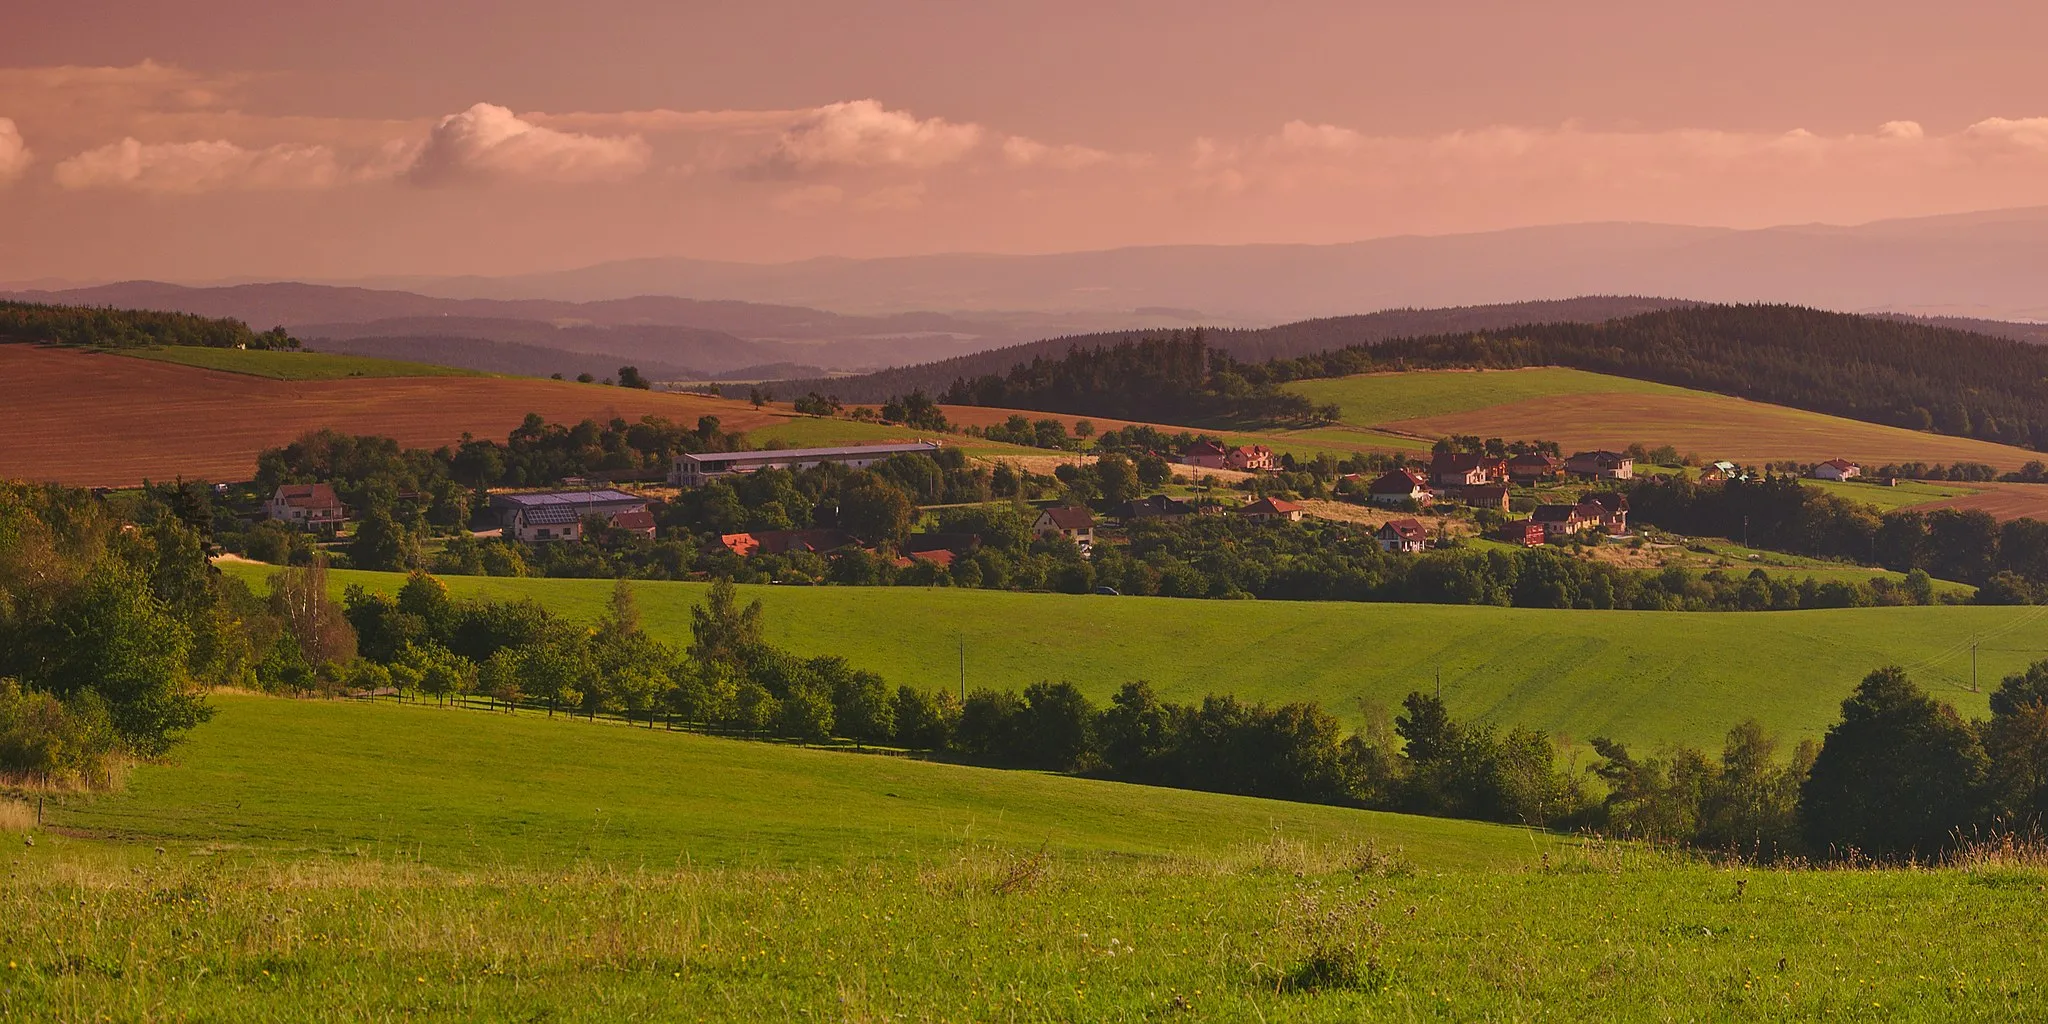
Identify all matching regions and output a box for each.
[0,345,785,486]
[1385,391,2043,471]
[1903,480,2048,521]
[1297,498,1475,535]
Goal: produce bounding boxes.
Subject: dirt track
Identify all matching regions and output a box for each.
[0,346,785,486]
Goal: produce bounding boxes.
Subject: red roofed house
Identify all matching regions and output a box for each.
[264,483,347,534]
[1375,517,1428,553]
[1812,458,1862,482]
[1581,492,1629,534]
[1366,468,1433,507]
[1531,503,1591,534]
[1506,453,1563,484]
[1429,451,1506,488]
[605,506,658,540]
[1226,445,1277,472]
[1565,450,1635,480]
[1033,506,1096,547]
[710,528,857,558]
[1497,520,1547,546]
[1237,496,1304,523]
[1181,440,1230,469]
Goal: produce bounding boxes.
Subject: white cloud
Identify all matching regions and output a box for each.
[1001,135,1114,170]
[0,118,30,182]
[749,99,981,176]
[1964,117,2048,152]
[1878,120,1925,141]
[408,103,651,185]
[52,137,349,192]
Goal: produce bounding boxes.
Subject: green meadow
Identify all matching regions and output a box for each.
[226,565,2048,751]
[1285,367,1680,424]
[124,345,486,380]
[15,693,2048,1022]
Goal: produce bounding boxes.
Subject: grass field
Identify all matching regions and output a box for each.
[1287,367,2048,474]
[1800,476,1984,512]
[231,565,2048,751]
[124,345,486,380]
[15,694,2048,1021]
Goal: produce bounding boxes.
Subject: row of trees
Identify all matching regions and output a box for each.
[0,301,295,350]
[941,333,1339,427]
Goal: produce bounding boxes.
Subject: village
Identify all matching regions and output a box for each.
[249,435,1880,576]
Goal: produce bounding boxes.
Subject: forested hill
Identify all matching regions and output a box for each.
[768,296,1696,403]
[1273,304,2048,449]
[0,300,288,350]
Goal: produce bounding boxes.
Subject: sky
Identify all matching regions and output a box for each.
[6,0,2048,282]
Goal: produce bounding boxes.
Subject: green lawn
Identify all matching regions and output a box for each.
[1801,476,1981,512]
[15,694,2048,1021]
[227,566,2048,751]
[124,345,485,380]
[1287,367,1680,424]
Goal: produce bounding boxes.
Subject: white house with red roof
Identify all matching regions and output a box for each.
[1811,458,1862,482]
[264,483,347,533]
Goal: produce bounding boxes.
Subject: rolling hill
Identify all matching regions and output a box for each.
[251,567,2048,753]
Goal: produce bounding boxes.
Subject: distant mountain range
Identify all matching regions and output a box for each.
[0,281,1209,377]
[335,207,2048,323]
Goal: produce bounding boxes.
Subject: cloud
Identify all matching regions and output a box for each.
[1001,135,1115,170]
[749,99,981,176]
[1964,117,2048,152]
[0,60,245,119]
[52,137,350,192]
[0,118,30,182]
[408,103,652,185]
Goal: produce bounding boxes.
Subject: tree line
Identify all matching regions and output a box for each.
[0,300,295,350]
[940,332,1337,427]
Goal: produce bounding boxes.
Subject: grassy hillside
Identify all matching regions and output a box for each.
[53,693,1527,870]
[235,566,2048,751]
[1288,367,2048,472]
[125,345,486,380]
[15,693,2048,1020]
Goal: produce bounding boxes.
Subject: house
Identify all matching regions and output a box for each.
[1812,458,1862,482]
[905,533,983,558]
[490,490,651,543]
[605,506,658,540]
[1497,520,1547,547]
[1375,518,1428,553]
[1033,506,1097,547]
[669,441,942,486]
[1506,453,1563,484]
[264,483,346,533]
[1700,460,1740,483]
[1123,494,1194,520]
[1564,450,1635,480]
[1237,496,1304,523]
[1453,483,1511,513]
[1365,468,1432,507]
[1429,451,1506,488]
[1531,503,1591,534]
[1181,440,1229,469]
[710,528,857,558]
[1225,445,1277,472]
[1581,492,1629,534]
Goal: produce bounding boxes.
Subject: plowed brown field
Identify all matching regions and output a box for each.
[1903,480,2048,521]
[0,346,786,486]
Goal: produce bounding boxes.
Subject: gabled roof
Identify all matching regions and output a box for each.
[1238,497,1302,516]
[518,505,583,526]
[1367,468,1428,493]
[1507,452,1561,467]
[1568,450,1631,463]
[1230,444,1273,457]
[273,482,342,508]
[1038,506,1096,530]
[1582,491,1628,512]
[1430,452,1497,472]
[715,528,857,556]
[1820,458,1860,471]
[1378,518,1427,541]
[905,532,982,554]
[608,508,657,532]
[492,489,644,510]
[1125,494,1194,517]
[1183,440,1228,456]
[1531,503,1585,524]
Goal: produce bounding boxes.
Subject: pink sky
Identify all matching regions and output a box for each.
[5,1,2048,281]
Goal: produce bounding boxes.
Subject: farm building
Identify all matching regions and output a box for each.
[491,490,652,543]
[669,441,942,486]
[1226,445,1277,472]
[1123,494,1195,520]
[1429,451,1506,488]
[1033,506,1097,547]
[1452,483,1511,512]
[1565,450,1635,479]
[1812,458,1862,482]
[1180,440,1229,469]
[1375,518,1428,553]
[1237,496,1304,523]
[1700,460,1741,483]
[1365,468,1432,507]
[264,483,347,533]
[1506,453,1562,484]
[1497,520,1547,546]
[711,528,856,558]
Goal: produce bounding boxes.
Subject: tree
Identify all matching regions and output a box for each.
[617,366,651,390]
[776,682,835,743]
[892,686,959,749]
[1018,681,1097,771]
[1985,660,2048,824]
[1800,666,1990,859]
[349,509,421,572]
[269,560,358,674]
[832,669,896,748]
[1095,454,1138,508]
[688,578,765,670]
[837,474,914,547]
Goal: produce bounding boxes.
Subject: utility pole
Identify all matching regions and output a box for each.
[960,637,967,701]
[1972,637,1979,693]
[1435,664,1441,700]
